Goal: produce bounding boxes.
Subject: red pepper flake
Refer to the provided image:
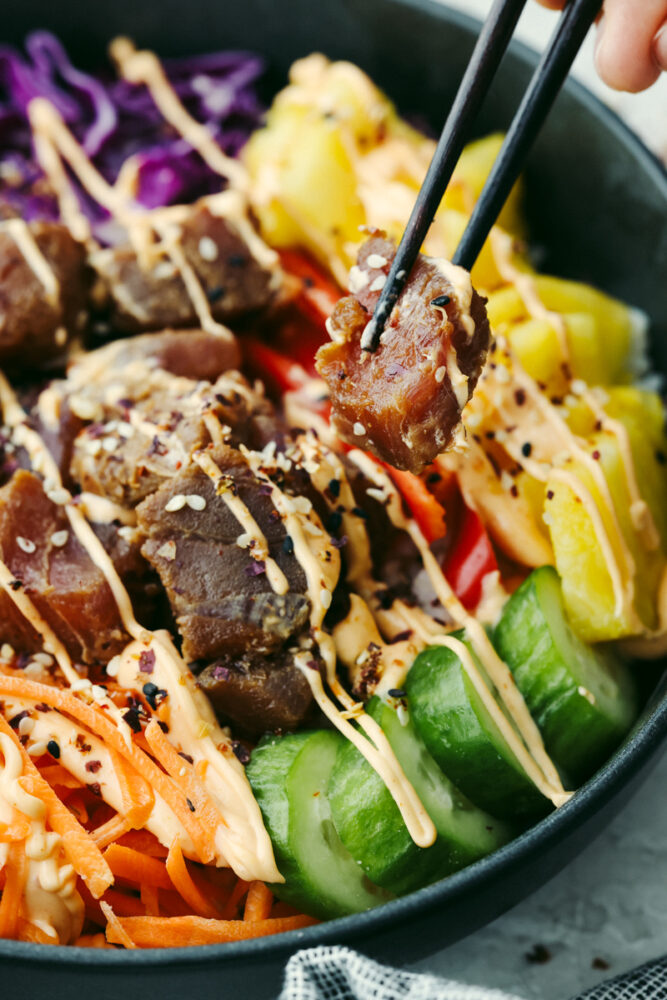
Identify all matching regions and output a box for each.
[85,760,102,774]
[35,703,52,713]
[139,649,156,674]
[76,733,92,753]
[388,630,412,644]
[157,720,169,733]
[122,708,142,734]
[514,388,526,406]
[87,782,102,797]
[178,751,194,765]
[8,710,30,730]
[546,490,554,500]
[232,742,250,765]
[592,450,601,460]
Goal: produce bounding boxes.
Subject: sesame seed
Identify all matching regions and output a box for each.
[320,589,332,610]
[153,260,177,280]
[106,656,121,678]
[369,274,386,292]
[71,678,91,693]
[102,437,117,452]
[33,652,53,666]
[500,471,514,492]
[50,530,69,548]
[236,533,252,549]
[366,487,386,504]
[17,536,36,554]
[18,716,34,736]
[47,740,60,759]
[117,526,136,542]
[46,487,70,505]
[54,327,68,347]
[353,422,366,436]
[198,236,219,261]
[434,366,446,384]
[165,494,187,512]
[292,496,312,514]
[117,422,134,439]
[367,253,388,268]
[91,685,107,702]
[186,494,207,511]
[1,644,14,661]
[28,741,48,757]
[495,366,511,384]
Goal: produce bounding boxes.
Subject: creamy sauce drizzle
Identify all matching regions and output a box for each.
[1,219,60,308]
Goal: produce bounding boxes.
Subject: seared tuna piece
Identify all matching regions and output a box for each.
[0,470,135,663]
[89,197,281,333]
[316,234,490,472]
[197,648,315,738]
[136,447,312,663]
[0,219,88,372]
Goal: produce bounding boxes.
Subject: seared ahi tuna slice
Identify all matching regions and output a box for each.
[0,219,88,372]
[316,234,491,473]
[0,470,133,663]
[89,197,281,333]
[66,338,276,508]
[136,448,312,662]
[197,649,315,738]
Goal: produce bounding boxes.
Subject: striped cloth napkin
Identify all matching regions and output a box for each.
[279,946,667,1000]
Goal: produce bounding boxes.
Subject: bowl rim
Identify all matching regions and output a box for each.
[1,0,665,968]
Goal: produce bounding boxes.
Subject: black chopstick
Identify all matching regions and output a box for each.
[454,0,601,270]
[363,0,600,351]
[360,0,527,351]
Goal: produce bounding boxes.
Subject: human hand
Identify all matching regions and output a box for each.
[535,0,667,91]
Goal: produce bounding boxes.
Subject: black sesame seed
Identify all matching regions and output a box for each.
[521,442,532,457]
[122,708,142,734]
[47,740,60,759]
[186,797,196,812]
[430,294,451,308]
[328,478,341,498]
[142,682,159,709]
[207,286,225,304]
[351,506,369,520]
[9,579,22,591]
[656,450,666,465]
[387,688,407,698]
[282,535,295,555]
[232,741,251,765]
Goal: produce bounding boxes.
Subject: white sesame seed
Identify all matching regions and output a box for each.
[179,766,187,777]
[23,662,44,679]
[320,589,332,610]
[367,253,388,269]
[153,260,177,280]
[84,439,103,457]
[353,422,366,436]
[236,533,252,549]
[186,494,207,511]
[570,379,587,395]
[434,366,446,384]
[578,685,596,704]
[117,526,136,542]
[70,396,100,421]
[542,511,553,526]
[28,741,48,757]
[366,487,387,503]
[71,678,91,693]
[50,530,69,548]
[369,274,386,292]
[54,327,68,347]
[302,460,319,475]
[91,685,107,702]
[165,494,187,512]
[18,716,34,736]
[33,652,53,666]
[500,471,514,492]
[117,422,134,439]
[157,540,177,561]
[1,643,14,661]
[292,496,311,514]
[198,236,219,261]
[102,436,117,452]
[356,648,370,666]
[47,488,70,505]
[494,429,507,443]
[17,536,36,554]
[106,656,121,678]
[396,702,409,727]
[495,366,511,384]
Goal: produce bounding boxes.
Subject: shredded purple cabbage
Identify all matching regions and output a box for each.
[0,32,265,233]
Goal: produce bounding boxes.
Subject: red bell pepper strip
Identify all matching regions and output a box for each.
[442,503,498,610]
[279,249,342,327]
[384,466,447,543]
[242,338,310,396]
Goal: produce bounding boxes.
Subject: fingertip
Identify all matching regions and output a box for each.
[654,22,667,73]
[594,22,661,92]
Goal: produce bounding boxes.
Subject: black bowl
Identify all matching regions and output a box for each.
[1,2,666,996]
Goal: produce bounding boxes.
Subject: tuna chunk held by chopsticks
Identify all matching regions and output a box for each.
[315,234,490,472]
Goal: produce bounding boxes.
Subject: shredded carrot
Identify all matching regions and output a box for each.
[0,676,213,864]
[220,876,250,920]
[104,844,173,891]
[140,882,160,917]
[115,829,168,858]
[79,882,146,923]
[17,917,57,945]
[0,813,31,843]
[37,764,84,789]
[61,789,89,824]
[144,719,224,847]
[0,840,26,938]
[108,747,155,829]
[243,881,273,921]
[92,813,132,849]
[158,890,193,917]
[166,838,219,919]
[0,712,112,899]
[106,913,318,948]
[75,933,113,948]
[101,901,137,949]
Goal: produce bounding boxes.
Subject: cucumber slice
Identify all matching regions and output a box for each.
[247,729,391,919]
[405,638,551,822]
[494,565,638,783]
[328,698,511,896]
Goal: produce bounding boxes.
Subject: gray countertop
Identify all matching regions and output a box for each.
[410,752,667,998]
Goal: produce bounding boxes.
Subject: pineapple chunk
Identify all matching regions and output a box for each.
[546,432,665,641]
[442,134,524,238]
